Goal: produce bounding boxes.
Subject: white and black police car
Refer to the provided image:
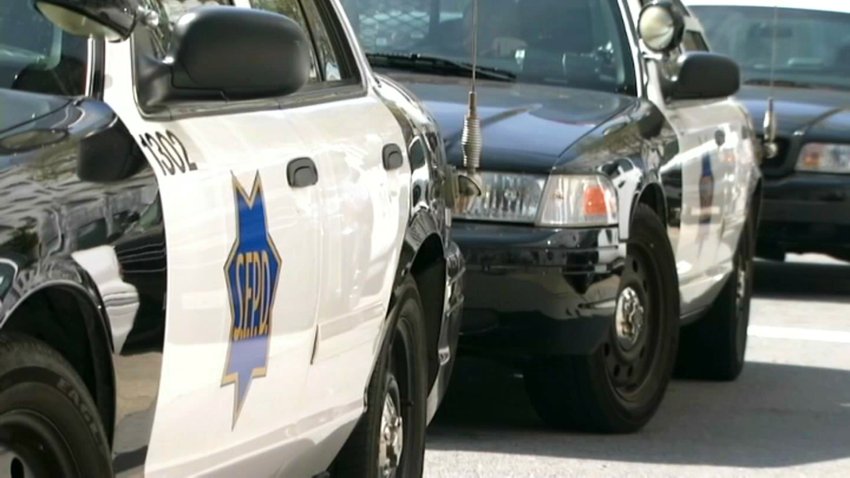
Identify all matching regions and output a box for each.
[342,0,764,433]
[0,0,466,476]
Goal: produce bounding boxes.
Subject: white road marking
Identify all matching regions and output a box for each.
[749,325,850,344]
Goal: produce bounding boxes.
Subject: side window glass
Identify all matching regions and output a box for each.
[0,1,88,96]
[139,1,238,54]
[682,31,709,52]
[301,1,346,81]
[248,0,321,82]
[254,0,355,83]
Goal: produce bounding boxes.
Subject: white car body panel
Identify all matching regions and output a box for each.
[624,0,755,312]
[100,2,410,474]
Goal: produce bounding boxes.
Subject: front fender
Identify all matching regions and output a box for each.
[1,255,111,344]
[0,255,117,442]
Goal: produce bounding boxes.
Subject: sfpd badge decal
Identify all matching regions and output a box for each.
[223,173,281,426]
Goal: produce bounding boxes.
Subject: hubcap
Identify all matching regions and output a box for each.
[379,379,404,478]
[0,446,31,478]
[0,410,76,478]
[604,246,662,400]
[615,287,645,349]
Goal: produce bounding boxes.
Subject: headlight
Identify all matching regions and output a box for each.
[453,172,547,223]
[538,175,618,227]
[452,172,618,227]
[797,143,850,174]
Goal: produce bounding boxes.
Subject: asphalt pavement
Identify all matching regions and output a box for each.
[425,254,850,477]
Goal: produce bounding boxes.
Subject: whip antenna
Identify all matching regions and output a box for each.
[461,0,482,173]
[762,5,779,158]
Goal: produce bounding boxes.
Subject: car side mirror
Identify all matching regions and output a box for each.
[34,0,138,41]
[137,6,311,108]
[667,52,740,101]
[638,0,685,54]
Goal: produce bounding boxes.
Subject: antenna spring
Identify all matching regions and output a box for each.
[462,93,482,171]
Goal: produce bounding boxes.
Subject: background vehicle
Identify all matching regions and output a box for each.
[0,0,464,476]
[688,0,850,263]
[341,0,763,433]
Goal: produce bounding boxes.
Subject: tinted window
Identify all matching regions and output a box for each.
[340,0,637,95]
[0,1,88,96]
[692,6,850,91]
[682,31,709,52]
[252,0,354,82]
[249,0,323,82]
[301,0,349,81]
[140,0,234,56]
[141,1,326,82]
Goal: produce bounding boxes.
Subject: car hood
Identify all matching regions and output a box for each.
[737,85,850,141]
[0,88,70,136]
[382,71,638,173]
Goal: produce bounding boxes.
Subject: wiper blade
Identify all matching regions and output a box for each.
[744,78,814,89]
[367,52,516,82]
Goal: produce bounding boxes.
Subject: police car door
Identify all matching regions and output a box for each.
[636,2,744,313]
[103,1,331,474]
[245,0,410,458]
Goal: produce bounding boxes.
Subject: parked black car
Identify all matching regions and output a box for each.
[691,0,850,261]
[343,0,763,433]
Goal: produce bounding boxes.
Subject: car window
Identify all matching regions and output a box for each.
[0,1,88,96]
[138,0,233,55]
[691,6,850,91]
[682,31,709,52]
[340,0,637,95]
[138,0,322,83]
[251,0,354,83]
[300,0,349,82]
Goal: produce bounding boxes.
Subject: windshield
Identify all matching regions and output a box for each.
[691,6,850,92]
[339,0,637,95]
[0,1,89,96]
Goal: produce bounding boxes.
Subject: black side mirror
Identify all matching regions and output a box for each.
[138,7,311,108]
[668,52,740,101]
[35,0,137,41]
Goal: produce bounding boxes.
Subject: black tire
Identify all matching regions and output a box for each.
[332,275,428,477]
[524,205,680,433]
[0,333,112,478]
[676,216,754,381]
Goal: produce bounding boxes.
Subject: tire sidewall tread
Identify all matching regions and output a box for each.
[525,205,680,434]
[0,333,112,477]
[331,275,428,477]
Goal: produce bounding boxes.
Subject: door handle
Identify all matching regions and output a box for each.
[287,157,318,188]
[382,144,404,170]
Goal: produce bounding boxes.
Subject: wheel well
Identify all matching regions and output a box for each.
[636,183,667,225]
[3,286,115,443]
[409,235,446,390]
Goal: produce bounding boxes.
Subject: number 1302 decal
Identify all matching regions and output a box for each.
[139,131,198,176]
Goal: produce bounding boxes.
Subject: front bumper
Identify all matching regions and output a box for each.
[758,172,850,257]
[452,221,626,357]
